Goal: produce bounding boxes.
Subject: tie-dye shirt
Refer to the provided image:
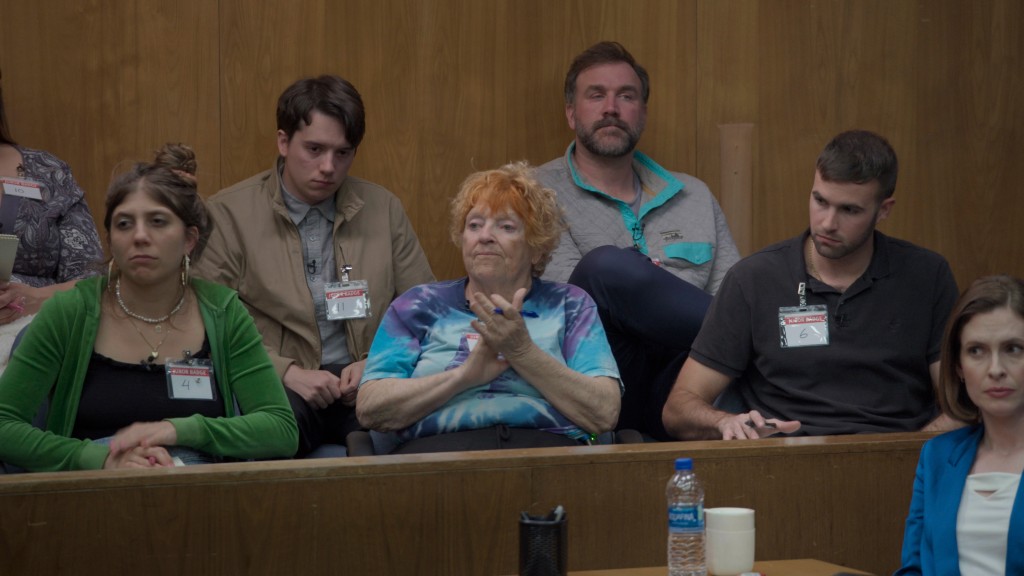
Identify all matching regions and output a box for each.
[360,277,620,442]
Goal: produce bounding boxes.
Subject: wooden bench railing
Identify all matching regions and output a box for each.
[0,433,932,575]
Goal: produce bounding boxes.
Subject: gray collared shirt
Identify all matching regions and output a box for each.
[280,181,352,366]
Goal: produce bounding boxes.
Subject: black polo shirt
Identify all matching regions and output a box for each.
[691,230,958,435]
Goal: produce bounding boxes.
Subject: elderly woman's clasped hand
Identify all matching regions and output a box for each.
[453,289,531,389]
[469,288,532,360]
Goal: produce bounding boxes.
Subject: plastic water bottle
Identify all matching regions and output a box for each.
[667,457,706,576]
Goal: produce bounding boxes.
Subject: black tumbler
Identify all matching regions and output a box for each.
[519,505,567,576]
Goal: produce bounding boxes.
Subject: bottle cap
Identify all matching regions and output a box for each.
[674,457,693,471]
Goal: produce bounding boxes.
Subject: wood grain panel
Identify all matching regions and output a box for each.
[0,0,134,238]
[218,0,328,190]
[0,1,219,243]
[755,0,920,247]
[695,0,1024,285]
[0,433,927,575]
[528,437,919,574]
[325,0,509,280]
[0,460,531,575]
[695,1,760,256]
[218,0,511,279]
[910,0,1024,284]
[5,0,1022,286]
[135,0,221,198]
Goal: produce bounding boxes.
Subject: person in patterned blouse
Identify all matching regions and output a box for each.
[0,68,103,326]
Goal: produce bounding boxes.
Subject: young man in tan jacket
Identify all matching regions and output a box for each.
[196,75,434,456]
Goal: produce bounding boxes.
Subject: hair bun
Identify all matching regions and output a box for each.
[153,143,197,182]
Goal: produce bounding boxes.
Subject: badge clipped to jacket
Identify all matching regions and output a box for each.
[325,264,371,320]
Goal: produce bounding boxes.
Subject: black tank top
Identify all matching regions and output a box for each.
[71,336,224,440]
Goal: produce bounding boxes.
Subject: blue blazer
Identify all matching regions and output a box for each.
[896,425,1024,575]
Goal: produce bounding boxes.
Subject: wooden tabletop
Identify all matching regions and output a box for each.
[566,558,873,575]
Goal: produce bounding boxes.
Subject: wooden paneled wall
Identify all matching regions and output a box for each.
[0,433,929,575]
[0,0,1021,284]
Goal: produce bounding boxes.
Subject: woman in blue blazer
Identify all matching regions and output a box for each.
[897,275,1024,575]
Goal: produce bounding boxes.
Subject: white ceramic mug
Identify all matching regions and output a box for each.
[704,507,755,576]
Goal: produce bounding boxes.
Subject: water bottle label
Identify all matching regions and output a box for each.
[668,504,704,533]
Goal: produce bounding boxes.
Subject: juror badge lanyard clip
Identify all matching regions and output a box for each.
[166,355,217,401]
[325,264,371,320]
[778,281,829,348]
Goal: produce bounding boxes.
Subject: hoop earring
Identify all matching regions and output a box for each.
[181,253,191,286]
[107,260,115,289]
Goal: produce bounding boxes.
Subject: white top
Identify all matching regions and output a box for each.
[957,472,1020,576]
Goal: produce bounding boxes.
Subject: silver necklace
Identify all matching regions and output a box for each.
[115,277,185,333]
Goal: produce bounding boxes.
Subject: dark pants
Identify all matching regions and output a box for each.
[390,425,581,454]
[286,363,363,457]
[568,246,711,440]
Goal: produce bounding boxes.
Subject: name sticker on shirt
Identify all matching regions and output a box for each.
[166,359,217,401]
[325,280,370,320]
[1,177,44,201]
[464,331,503,359]
[778,305,830,348]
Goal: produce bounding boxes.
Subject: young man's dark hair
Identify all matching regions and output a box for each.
[816,129,899,200]
[276,75,366,147]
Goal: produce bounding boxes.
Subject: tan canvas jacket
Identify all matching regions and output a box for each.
[196,163,435,377]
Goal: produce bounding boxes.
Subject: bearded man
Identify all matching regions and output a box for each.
[535,41,739,439]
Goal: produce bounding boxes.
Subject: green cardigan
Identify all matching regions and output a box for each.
[0,276,298,471]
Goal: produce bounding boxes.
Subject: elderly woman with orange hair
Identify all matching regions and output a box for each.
[356,162,621,453]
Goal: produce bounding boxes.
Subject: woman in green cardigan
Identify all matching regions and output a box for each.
[0,143,298,471]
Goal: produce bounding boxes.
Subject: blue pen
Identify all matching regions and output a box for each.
[493,307,539,318]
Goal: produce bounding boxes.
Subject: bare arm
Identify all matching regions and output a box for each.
[661,357,800,440]
[356,338,507,431]
[662,357,734,439]
[503,346,619,434]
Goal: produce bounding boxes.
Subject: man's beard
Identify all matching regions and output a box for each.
[577,117,644,158]
[811,221,877,261]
